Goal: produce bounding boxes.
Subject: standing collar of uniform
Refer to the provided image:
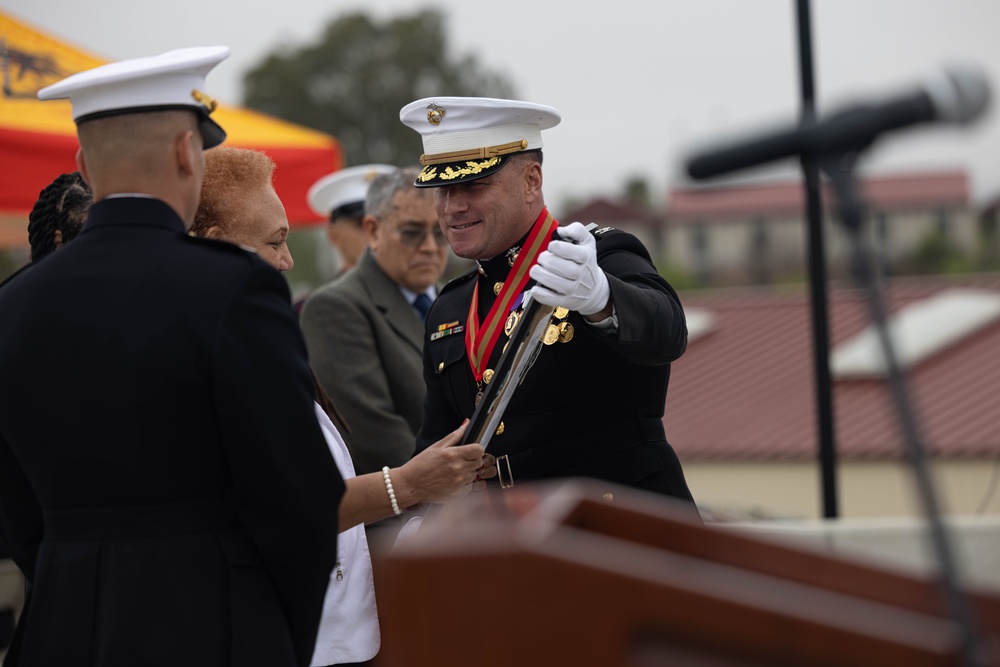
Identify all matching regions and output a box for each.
[84,196,187,234]
[476,229,533,282]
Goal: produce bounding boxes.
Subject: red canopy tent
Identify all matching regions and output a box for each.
[0,11,342,249]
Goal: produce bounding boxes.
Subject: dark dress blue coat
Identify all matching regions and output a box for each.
[0,197,344,666]
[416,225,695,504]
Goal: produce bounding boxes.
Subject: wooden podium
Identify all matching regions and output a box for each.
[376,480,1000,667]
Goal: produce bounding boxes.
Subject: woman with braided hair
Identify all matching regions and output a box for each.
[5,170,89,657]
[27,172,92,261]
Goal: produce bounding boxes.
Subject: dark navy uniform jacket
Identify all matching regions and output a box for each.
[416,226,695,504]
[0,197,344,667]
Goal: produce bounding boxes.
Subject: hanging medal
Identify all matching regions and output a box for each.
[464,208,559,383]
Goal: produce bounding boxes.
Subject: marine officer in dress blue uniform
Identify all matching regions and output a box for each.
[0,46,344,667]
[399,97,696,507]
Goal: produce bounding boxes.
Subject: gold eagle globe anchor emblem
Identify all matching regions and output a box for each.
[426,103,446,126]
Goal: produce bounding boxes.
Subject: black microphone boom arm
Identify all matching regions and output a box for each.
[686,63,990,180]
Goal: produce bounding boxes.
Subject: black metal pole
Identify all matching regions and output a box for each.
[824,155,986,667]
[794,0,839,518]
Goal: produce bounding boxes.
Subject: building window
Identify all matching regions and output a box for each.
[691,222,709,284]
[751,218,769,284]
[936,208,949,239]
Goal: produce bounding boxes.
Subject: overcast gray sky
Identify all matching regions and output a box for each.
[7,0,1000,209]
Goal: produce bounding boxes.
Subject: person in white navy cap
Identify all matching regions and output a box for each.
[401,96,697,508]
[307,164,396,275]
[0,47,344,667]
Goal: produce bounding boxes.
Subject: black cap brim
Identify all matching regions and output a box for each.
[414,154,511,188]
[199,113,226,149]
[329,201,365,221]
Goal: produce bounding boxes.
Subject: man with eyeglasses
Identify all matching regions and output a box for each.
[301,167,448,483]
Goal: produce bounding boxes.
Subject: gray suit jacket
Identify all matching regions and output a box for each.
[300,249,427,475]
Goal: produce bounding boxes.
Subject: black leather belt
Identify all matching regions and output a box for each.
[44,498,234,541]
[496,416,664,489]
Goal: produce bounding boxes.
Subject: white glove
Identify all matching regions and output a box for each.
[528,222,610,316]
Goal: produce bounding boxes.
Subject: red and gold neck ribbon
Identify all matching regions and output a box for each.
[465,208,559,382]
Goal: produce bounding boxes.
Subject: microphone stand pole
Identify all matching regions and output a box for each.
[795,0,839,519]
[822,152,986,667]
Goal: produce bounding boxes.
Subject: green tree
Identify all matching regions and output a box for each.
[623,176,652,210]
[900,227,970,275]
[243,10,517,167]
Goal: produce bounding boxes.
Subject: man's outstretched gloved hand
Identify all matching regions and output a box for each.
[529,222,610,316]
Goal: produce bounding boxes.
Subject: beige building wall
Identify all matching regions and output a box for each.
[664,206,979,282]
[725,514,1000,593]
[686,459,1000,592]
[684,458,1000,520]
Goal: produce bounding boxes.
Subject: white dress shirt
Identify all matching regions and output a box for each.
[310,403,380,666]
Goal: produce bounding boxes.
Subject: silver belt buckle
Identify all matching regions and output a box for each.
[497,455,514,489]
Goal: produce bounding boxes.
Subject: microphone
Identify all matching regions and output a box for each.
[686,63,991,180]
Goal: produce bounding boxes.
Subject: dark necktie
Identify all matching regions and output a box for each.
[413,293,432,321]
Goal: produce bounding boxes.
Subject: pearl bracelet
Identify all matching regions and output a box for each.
[382,466,402,515]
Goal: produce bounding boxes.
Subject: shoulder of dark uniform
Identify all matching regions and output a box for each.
[438,265,477,297]
[589,225,652,262]
[426,268,475,334]
[178,236,289,297]
[181,234,262,267]
[0,260,40,293]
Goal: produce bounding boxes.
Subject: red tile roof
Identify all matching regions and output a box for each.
[560,198,662,228]
[667,170,970,223]
[665,274,1000,461]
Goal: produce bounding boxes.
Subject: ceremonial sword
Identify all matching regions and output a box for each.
[459,223,598,452]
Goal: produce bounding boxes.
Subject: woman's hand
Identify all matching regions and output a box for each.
[394,420,497,505]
